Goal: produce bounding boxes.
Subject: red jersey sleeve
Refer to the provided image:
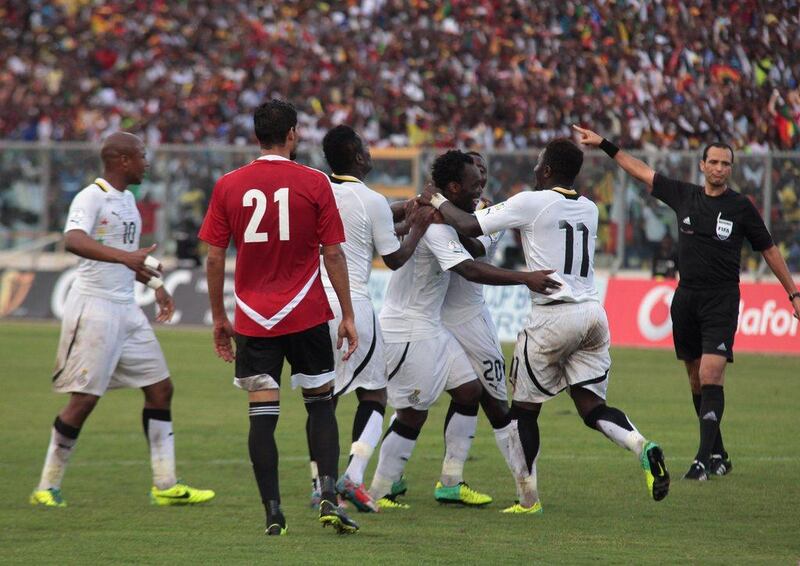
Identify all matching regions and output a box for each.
[198,178,231,247]
[316,176,345,246]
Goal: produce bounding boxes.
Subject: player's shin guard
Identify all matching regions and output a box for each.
[303,390,340,502]
[345,400,385,485]
[583,404,647,457]
[37,416,80,491]
[142,409,177,489]
[696,385,724,467]
[249,402,281,504]
[441,402,478,487]
[693,392,726,458]
[509,405,540,507]
[369,419,419,500]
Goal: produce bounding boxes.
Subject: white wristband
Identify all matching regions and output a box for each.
[147,276,164,290]
[430,192,448,210]
[144,255,161,270]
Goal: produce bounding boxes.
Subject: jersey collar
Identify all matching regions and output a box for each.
[330,174,363,184]
[94,177,117,193]
[550,186,579,200]
[256,154,290,162]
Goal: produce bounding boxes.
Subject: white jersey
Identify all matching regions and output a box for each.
[380,223,472,342]
[321,175,400,302]
[441,232,502,326]
[476,188,600,305]
[64,178,141,303]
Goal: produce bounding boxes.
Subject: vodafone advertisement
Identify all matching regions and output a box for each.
[605,278,800,355]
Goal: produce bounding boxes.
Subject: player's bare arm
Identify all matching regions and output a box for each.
[761,245,800,320]
[130,269,175,323]
[65,229,161,279]
[450,260,561,295]
[418,196,483,237]
[205,244,234,362]
[573,124,656,188]
[458,234,486,258]
[390,199,409,223]
[383,201,437,270]
[322,243,359,360]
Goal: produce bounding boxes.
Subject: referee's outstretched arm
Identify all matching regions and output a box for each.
[573,125,656,189]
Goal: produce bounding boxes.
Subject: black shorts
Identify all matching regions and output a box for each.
[670,286,739,363]
[234,322,335,391]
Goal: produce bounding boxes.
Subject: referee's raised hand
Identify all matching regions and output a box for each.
[573,124,603,146]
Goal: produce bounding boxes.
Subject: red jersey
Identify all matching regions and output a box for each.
[199,155,345,337]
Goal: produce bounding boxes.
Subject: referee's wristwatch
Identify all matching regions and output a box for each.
[790,291,800,302]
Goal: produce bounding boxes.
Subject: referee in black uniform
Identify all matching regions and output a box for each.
[574,125,800,480]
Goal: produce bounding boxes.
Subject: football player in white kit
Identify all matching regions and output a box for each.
[438,152,520,505]
[424,138,670,513]
[30,133,214,508]
[368,150,561,509]
[311,125,434,512]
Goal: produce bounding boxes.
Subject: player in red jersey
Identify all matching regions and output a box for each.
[199,99,360,535]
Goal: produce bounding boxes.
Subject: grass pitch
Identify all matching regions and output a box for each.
[0,321,798,565]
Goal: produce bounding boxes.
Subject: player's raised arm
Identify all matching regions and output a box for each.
[573,124,656,189]
[419,193,483,237]
[382,200,437,270]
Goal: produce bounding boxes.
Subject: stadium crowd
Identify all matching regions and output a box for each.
[2,0,800,150]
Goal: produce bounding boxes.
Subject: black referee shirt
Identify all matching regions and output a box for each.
[652,173,773,289]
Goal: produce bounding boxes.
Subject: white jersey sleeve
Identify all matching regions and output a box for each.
[64,185,103,235]
[423,224,473,271]
[475,192,542,235]
[366,191,401,257]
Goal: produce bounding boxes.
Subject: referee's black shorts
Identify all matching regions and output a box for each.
[670,286,739,363]
[234,322,335,391]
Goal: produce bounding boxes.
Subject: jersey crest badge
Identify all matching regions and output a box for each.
[715,213,733,240]
[447,240,463,253]
[408,389,421,405]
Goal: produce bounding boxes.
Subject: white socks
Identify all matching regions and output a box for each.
[595,416,647,458]
[493,421,515,473]
[144,412,177,489]
[440,407,477,487]
[345,408,384,485]
[369,420,419,499]
[506,420,540,508]
[37,419,79,491]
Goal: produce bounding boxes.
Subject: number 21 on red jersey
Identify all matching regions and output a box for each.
[242,187,290,242]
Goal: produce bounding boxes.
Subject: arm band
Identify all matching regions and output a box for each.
[430,192,449,210]
[790,291,800,302]
[147,277,164,290]
[144,255,161,270]
[600,139,620,159]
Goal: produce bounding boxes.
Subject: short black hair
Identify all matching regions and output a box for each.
[542,138,583,183]
[702,142,735,163]
[431,150,474,189]
[253,99,297,147]
[322,125,361,173]
[466,150,484,160]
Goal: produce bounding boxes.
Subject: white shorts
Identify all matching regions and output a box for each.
[328,298,386,396]
[445,307,507,402]
[52,292,169,397]
[385,329,477,411]
[510,301,610,404]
